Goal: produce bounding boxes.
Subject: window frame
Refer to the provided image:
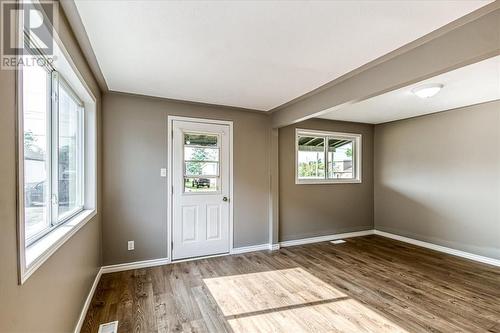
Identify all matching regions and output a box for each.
[52,72,85,226]
[182,131,222,194]
[295,129,362,185]
[22,63,85,247]
[16,10,98,284]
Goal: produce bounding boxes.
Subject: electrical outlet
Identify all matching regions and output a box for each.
[160,168,167,177]
[128,240,134,251]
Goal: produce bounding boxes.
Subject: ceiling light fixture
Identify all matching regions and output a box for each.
[411,83,444,99]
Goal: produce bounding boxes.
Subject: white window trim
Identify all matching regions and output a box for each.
[22,210,96,283]
[182,131,222,195]
[295,128,362,185]
[15,13,97,284]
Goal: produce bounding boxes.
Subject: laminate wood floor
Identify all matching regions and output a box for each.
[81,235,500,333]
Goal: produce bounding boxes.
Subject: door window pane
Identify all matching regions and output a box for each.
[328,139,354,179]
[184,147,219,161]
[184,133,220,192]
[184,133,218,147]
[184,178,218,192]
[23,65,50,242]
[185,162,218,177]
[57,83,82,220]
[297,136,325,179]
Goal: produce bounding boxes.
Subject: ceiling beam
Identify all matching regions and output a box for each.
[271,3,500,128]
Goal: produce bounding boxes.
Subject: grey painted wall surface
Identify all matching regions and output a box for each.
[0,1,102,331]
[102,93,271,265]
[374,101,500,259]
[279,118,374,241]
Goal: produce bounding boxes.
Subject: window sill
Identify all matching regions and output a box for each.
[295,179,362,185]
[22,209,96,283]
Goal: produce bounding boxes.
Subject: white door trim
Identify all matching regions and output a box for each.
[167,116,234,263]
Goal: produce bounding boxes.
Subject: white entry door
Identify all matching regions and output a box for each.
[172,119,231,260]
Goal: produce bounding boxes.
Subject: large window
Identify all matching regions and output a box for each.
[19,55,95,284]
[17,3,97,285]
[296,129,362,184]
[22,68,84,246]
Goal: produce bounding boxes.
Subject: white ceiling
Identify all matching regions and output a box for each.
[318,55,500,124]
[74,0,491,111]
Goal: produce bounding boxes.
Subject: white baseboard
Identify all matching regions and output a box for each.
[101,244,276,274]
[101,257,170,274]
[74,267,103,333]
[269,243,280,251]
[231,243,271,254]
[279,229,374,247]
[374,230,500,267]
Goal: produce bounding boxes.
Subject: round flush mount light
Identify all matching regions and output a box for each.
[411,83,444,99]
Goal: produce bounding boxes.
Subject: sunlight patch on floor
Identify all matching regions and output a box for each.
[203,267,409,333]
[204,268,346,316]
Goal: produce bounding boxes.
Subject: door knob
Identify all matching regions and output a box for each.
[222,196,228,202]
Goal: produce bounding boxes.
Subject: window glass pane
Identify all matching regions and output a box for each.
[183,132,220,192]
[184,133,218,147]
[23,65,50,241]
[328,139,354,179]
[185,162,218,176]
[58,83,82,220]
[184,178,218,192]
[297,136,325,179]
[184,147,219,161]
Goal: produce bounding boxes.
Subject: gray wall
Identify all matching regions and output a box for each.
[102,92,271,265]
[279,118,374,241]
[0,1,102,331]
[374,101,500,259]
